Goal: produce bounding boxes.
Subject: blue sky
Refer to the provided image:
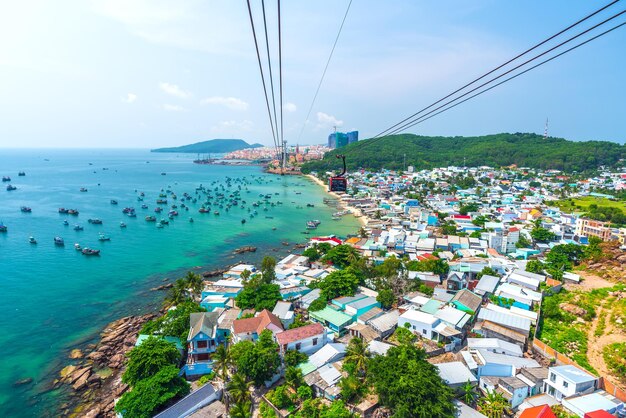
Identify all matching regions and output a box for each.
[0,0,624,148]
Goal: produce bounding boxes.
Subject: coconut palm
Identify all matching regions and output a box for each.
[285,366,304,391]
[165,279,188,306]
[460,380,478,407]
[212,343,232,382]
[344,337,370,377]
[478,390,510,418]
[227,373,253,405]
[229,400,252,418]
[183,271,203,296]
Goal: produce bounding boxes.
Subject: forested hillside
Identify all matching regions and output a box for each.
[302,133,625,173]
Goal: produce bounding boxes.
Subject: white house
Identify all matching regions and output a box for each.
[398,309,439,339]
[467,338,523,357]
[275,323,327,355]
[543,365,597,401]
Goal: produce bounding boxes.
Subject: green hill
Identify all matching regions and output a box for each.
[302,132,625,173]
[151,139,263,153]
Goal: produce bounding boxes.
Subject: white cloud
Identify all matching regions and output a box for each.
[162,104,185,112]
[122,93,137,103]
[317,112,343,127]
[200,96,249,111]
[211,120,254,133]
[159,82,191,99]
[283,102,297,112]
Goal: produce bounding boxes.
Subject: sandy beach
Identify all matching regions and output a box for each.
[305,174,368,228]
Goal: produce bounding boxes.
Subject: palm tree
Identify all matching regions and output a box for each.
[165,279,188,306]
[183,271,203,296]
[212,343,231,382]
[227,373,253,405]
[478,390,510,418]
[285,366,304,391]
[229,400,252,418]
[344,337,370,377]
[459,380,478,407]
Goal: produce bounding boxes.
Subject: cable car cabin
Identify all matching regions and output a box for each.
[329,154,348,192]
[329,176,347,192]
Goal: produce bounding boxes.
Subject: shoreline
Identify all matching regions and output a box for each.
[305,174,368,228]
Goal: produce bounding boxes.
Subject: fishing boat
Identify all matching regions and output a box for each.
[54,237,64,246]
[73,224,84,231]
[58,208,69,214]
[2,176,10,182]
[127,211,137,218]
[161,172,166,175]
[29,236,37,244]
[82,248,100,256]
[122,207,135,214]
[156,199,167,204]
[20,206,32,213]
[68,209,79,215]
[0,223,7,232]
[241,219,246,224]
[6,185,17,191]
[145,215,156,222]
[120,222,127,228]
[18,172,25,176]
[80,187,88,192]
[98,233,110,241]
[214,211,219,215]
[306,204,315,207]
[88,218,103,224]
[154,207,163,213]
[156,222,164,228]
[141,204,148,209]
[306,221,318,230]
[110,199,118,205]
[189,217,194,223]
[74,243,81,250]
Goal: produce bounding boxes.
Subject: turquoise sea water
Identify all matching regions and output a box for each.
[0,149,359,417]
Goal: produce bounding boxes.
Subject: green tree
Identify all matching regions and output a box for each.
[212,342,232,381]
[316,270,360,300]
[115,365,190,418]
[459,203,479,215]
[308,297,328,312]
[368,344,456,417]
[165,278,191,306]
[460,380,478,407]
[339,374,366,403]
[345,337,370,377]
[376,288,395,309]
[516,234,531,248]
[288,314,311,330]
[230,400,252,418]
[284,349,308,367]
[227,373,253,405]
[478,390,510,418]
[302,247,321,262]
[261,256,277,284]
[285,366,305,391]
[531,226,556,243]
[393,326,416,346]
[321,244,359,268]
[526,260,544,274]
[183,271,203,296]
[406,258,450,277]
[297,385,313,401]
[477,266,498,280]
[122,337,181,386]
[235,283,281,311]
[230,330,281,386]
[140,300,206,343]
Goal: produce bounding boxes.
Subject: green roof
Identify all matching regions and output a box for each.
[310,306,353,327]
[299,360,317,376]
[420,299,443,315]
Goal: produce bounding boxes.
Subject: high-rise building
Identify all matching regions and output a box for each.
[328,130,358,149]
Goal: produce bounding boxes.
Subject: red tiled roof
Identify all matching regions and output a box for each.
[584,411,615,418]
[275,323,324,345]
[519,405,556,418]
[453,214,471,219]
[232,309,283,335]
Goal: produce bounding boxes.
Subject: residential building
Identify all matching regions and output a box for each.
[543,365,596,401]
[575,218,612,241]
[275,323,327,355]
[231,309,283,343]
[186,312,228,376]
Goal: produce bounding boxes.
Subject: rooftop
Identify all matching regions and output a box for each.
[436,362,478,385]
[551,365,596,383]
[276,322,324,345]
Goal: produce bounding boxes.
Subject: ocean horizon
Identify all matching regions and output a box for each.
[0,148,359,417]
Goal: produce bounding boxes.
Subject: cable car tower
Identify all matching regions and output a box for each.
[329,154,347,192]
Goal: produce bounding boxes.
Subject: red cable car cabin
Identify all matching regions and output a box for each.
[329,154,348,192]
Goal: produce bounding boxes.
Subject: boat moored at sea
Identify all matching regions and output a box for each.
[88,218,103,224]
[73,224,84,231]
[145,215,156,222]
[18,172,25,176]
[80,187,88,192]
[74,243,81,250]
[98,233,110,241]
[110,199,118,205]
[81,248,100,256]
[0,223,7,232]
[20,206,32,213]
[2,176,10,182]
[54,237,64,246]
[6,184,17,191]
[29,236,37,244]
[120,222,127,228]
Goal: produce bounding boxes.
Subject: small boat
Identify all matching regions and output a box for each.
[18,172,25,176]
[145,215,156,222]
[214,211,219,215]
[82,248,100,256]
[120,222,127,228]
[54,237,64,246]
[306,204,315,207]
[154,207,163,213]
[63,220,69,226]
[156,199,167,204]
[127,211,136,218]
[110,199,118,205]
[73,224,84,231]
[161,172,166,175]
[29,236,37,244]
[265,216,274,219]
[20,206,32,213]
[189,217,194,223]
[58,208,69,214]
[122,207,134,214]
[306,221,317,229]
[74,243,81,250]
[241,219,246,224]
[6,185,17,191]
[2,176,10,182]
[80,187,88,192]
[160,219,169,225]
[0,223,7,232]
[98,233,110,241]
[141,204,148,209]
[88,218,103,224]
[68,209,79,216]
[156,222,164,228]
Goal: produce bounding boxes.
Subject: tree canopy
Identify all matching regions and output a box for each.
[316,270,360,300]
[230,330,281,386]
[321,244,359,268]
[140,300,206,343]
[122,336,181,386]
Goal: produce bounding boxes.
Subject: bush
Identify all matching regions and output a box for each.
[284,349,308,367]
[603,343,626,381]
[308,297,327,312]
[122,337,181,387]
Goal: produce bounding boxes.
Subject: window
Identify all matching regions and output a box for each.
[423,329,427,335]
[312,338,318,346]
[296,343,302,350]
[197,340,208,349]
[412,325,416,330]
[550,373,556,382]
[563,381,568,388]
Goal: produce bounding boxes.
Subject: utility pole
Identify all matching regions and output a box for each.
[544,118,549,139]
[403,153,406,172]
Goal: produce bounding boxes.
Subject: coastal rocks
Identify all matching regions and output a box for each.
[202,267,228,278]
[69,349,84,359]
[150,283,173,291]
[233,245,257,254]
[13,377,33,387]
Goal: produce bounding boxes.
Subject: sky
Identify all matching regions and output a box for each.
[0,0,624,148]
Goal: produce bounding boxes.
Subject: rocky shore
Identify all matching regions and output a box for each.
[57,314,155,417]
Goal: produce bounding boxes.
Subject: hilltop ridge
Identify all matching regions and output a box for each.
[301,132,625,173]
[151,139,263,154]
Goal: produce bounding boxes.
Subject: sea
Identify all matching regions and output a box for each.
[0,149,360,417]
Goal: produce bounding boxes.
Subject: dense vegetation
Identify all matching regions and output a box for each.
[301,132,625,173]
[152,138,262,153]
[553,197,626,225]
[603,342,626,383]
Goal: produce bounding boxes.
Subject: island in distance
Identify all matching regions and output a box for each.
[151,138,263,154]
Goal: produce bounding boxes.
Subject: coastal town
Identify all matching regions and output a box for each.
[61,156,626,418]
